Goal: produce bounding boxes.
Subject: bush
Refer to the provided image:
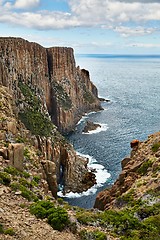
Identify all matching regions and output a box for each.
[79,230,107,240]
[47,206,69,231]
[137,160,153,175]
[4,228,15,236]
[0,172,11,185]
[30,200,69,231]
[4,166,19,176]
[30,200,55,219]
[152,142,160,152]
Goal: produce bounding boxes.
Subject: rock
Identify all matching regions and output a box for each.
[99,97,110,102]
[83,120,101,133]
[0,37,101,134]
[8,143,24,171]
[41,160,58,199]
[0,147,8,159]
[121,157,131,169]
[130,139,140,148]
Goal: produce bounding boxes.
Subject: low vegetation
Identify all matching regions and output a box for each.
[30,200,69,231]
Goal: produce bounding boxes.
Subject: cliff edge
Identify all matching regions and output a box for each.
[0,37,101,134]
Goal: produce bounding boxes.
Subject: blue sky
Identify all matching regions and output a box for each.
[0,0,160,54]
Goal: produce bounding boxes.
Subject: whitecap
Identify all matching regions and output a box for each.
[57,152,111,198]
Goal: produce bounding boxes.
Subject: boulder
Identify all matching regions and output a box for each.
[130,139,140,148]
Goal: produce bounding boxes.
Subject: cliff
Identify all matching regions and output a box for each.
[0,37,100,198]
[0,37,101,134]
[94,135,160,210]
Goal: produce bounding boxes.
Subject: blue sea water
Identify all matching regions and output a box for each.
[59,55,160,208]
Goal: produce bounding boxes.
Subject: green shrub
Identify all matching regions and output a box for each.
[47,206,69,231]
[152,142,160,152]
[4,166,19,176]
[76,210,99,225]
[19,109,54,137]
[0,171,11,185]
[30,200,55,219]
[79,230,106,240]
[137,160,153,175]
[137,203,160,220]
[33,175,40,184]
[11,183,38,201]
[4,228,15,236]
[30,200,69,231]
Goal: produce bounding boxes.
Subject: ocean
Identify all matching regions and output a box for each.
[58,55,160,208]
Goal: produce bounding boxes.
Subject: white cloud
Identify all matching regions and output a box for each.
[114,26,157,37]
[0,0,160,33]
[14,0,40,9]
[128,43,160,48]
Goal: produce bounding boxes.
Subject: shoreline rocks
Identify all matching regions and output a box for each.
[83,120,101,133]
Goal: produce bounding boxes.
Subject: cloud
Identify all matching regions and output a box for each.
[0,0,160,32]
[3,0,41,9]
[128,43,160,48]
[114,26,157,37]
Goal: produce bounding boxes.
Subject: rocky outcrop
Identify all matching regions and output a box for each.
[0,84,96,198]
[94,133,160,210]
[82,120,101,133]
[0,37,101,134]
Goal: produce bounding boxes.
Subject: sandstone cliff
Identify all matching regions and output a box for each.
[0,37,101,134]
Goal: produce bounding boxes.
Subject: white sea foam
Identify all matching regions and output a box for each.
[57,152,111,198]
[82,123,108,135]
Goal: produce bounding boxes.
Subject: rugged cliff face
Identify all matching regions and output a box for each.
[0,37,101,133]
[0,37,99,198]
[94,134,160,210]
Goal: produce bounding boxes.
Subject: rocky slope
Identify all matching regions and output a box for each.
[0,37,101,134]
[94,135,160,210]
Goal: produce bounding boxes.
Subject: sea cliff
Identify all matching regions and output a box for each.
[0,37,100,198]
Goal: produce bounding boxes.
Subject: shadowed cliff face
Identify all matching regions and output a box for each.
[0,37,101,133]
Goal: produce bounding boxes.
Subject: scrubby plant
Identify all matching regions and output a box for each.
[33,175,40,184]
[19,109,54,137]
[4,228,15,236]
[47,206,69,231]
[0,171,11,185]
[11,182,38,201]
[79,229,107,240]
[137,159,153,175]
[152,142,160,152]
[30,200,69,231]
[4,166,20,176]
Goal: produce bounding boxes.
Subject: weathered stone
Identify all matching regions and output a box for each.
[130,139,140,148]
[0,147,8,159]
[41,160,58,199]
[121,157,131,169]
[8,143,24,171]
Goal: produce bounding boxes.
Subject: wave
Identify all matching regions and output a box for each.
[57,152,111,198]
[82,123,108,135]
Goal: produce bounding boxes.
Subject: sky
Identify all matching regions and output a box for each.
[0,0,160,54]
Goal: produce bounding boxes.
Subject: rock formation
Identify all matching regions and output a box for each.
[0,37,100,198]
[94,133,160,210]
[0,37,101,134]
[82,120,101,133]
